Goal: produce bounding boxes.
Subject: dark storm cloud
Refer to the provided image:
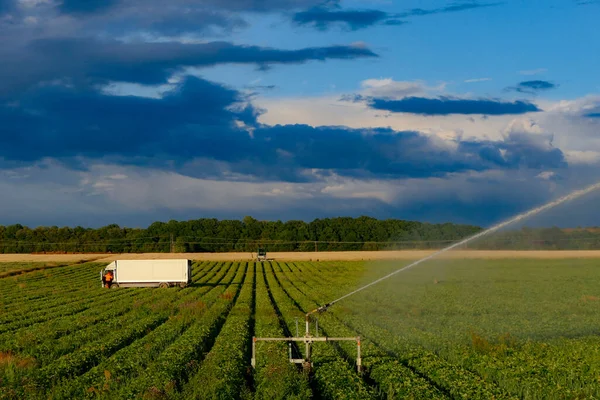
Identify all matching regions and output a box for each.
[458,136,566,170]
[140,10,249,36]
[292,8,400,30]
[507,80,558,94]
[396,2,502,18]
[47,0,321,36]
[59,0,120,14]
[0,1,339,46]
[0,38,377,96]
[358,96,541,116]
[0,76,566,182]
[188,0,339,12]
[291,2,499,31]
[55,0,334,15]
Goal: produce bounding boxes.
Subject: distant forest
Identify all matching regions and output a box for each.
[0,216,598,253]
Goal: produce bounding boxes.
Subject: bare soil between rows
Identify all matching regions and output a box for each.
[0,250,599,263]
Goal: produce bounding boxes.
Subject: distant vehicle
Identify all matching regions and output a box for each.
[257,248,267,261]
[101,259,192,288]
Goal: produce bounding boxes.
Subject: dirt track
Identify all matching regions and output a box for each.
[1,250,600,263]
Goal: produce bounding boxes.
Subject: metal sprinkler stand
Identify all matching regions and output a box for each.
[251,304,362,373]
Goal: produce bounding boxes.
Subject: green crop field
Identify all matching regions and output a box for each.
[1,258,600,399]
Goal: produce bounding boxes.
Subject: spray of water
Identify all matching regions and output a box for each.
[307,181,600,317]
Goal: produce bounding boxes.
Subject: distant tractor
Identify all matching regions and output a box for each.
[101,259,192,288]
[257,248,267,262]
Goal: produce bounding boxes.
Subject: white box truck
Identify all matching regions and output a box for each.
[101,259,192,288]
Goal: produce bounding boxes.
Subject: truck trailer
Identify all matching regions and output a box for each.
[101,259,192,288]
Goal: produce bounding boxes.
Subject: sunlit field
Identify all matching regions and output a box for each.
[1,258,600,399]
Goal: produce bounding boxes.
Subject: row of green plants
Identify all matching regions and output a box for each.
[278,262,448,399]
[0,282,133,327]
[116,262,247,399]
[300,260,600,399]
[444,334,600,399]
[179,262,255,399]
[321,259,600,399]
[12,262,222,369]
[2,260,215,320]
[262,262,374,399]
[250,262,312,400]
[46,262,241,399]
[0,288,132,335]
[36,313,168,387]
[2,285,128,321]
[287,261,514,399]
[0,263,100,307]
[7,259,600,399]
[0,261,220,398]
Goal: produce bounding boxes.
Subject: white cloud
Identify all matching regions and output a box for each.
[320,177,399,203]
[255,80,600,159]
[100,81,174,99]
[536,171,555,180]
[358,78,445,99]
[564,150,600,165]
[519,68,548,75]
[23,16,38,24]
[464,78,492,83]
[535,96,600,152]
[18,0,52,7]
[1,158,599,228]
[255,94,521,143]
[359,79,424,98]
[108,174,128,180]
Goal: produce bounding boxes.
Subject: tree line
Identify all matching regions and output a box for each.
[0,216,480,253]
[0,216,598,253]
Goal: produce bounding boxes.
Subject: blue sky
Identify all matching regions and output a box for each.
[203,0,599,99]
[0,0,599,228]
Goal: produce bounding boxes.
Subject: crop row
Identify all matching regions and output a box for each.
[0,267,142,321]
[279,262,448,400]
[262,262,374,400]
[179,262,256,399]
[1,313,170,399]
[0,262,214,355]
[1,286,127,322]
[18,265,227,367]
[445,336,600,399]
[292,261,516,400]
[113,262,247,399]
[0,289,135,335]
[1,262,94,291]
[43,262,243,399]
[0,264,106,309]
[251,262,312,400]
[0,261,230,398]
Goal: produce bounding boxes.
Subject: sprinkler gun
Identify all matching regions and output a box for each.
[306,302,332,321]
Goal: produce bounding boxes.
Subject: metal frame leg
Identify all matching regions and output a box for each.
[251,337,256,368]
[357,337,362,373]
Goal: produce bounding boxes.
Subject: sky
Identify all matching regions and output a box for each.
[0,0,599,228]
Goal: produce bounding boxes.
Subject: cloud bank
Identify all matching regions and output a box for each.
[352,95,542,116]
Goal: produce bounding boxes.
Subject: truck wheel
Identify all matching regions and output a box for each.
[159,282,169,288]
[179,282,188,288]
[110,283,119,289]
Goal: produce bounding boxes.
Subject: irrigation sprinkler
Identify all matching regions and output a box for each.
[251,181,600,374]
[251,307,361,373]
